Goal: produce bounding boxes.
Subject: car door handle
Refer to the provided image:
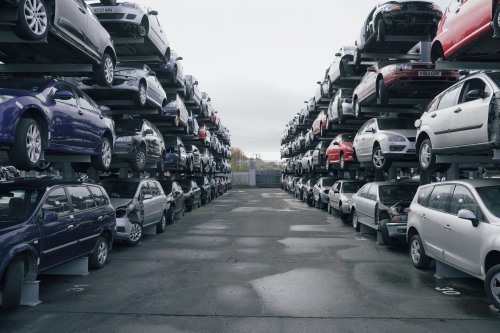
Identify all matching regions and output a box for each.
[66,225,75,230]
[454,108,462,113]
[421,213,426,219]
[455,8,460,13]
[444,224,452,231]
[78,110,84,115]
[431,113,437,118]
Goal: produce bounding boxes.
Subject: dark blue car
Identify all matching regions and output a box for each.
[0,179,116,309]
[163,136,187,171]
[0,78,115,171]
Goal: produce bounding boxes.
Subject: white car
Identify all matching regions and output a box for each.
[407,179,500,309]
[328,180,366,221]
[326,88,354,126]
[90,1,171,62]
[353,118,417,170]
[300,150,314,174]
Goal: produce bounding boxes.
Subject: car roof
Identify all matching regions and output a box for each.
[101,178,145,183]
[0,179,91,189]
[424,179,500,188]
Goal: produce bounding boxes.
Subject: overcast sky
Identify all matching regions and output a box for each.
[133,0,451,160]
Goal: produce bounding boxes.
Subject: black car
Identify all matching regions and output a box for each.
[214,177,224,196]
[177,179,201,212]
[157,179,185,223]
[0,179,116,308]
[190,176,212,205]
[208,177,218,200]
[114,119,165,172]
[185,144,202,173]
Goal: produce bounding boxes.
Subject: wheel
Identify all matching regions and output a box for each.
[89,236,108,269]
[340,154,346,170]
[126,222,142,246]
[431,43,445,63]
[156,212,167,233]
[91,137,112,171]
[171,66,178,84]
[8,118,42,170]
[320,123,324,137]
[174,205,184,220]
[166,206,175,224]
[328,203,332,214]
[163,48,171,63]
[353,47,361,68]
[352,211,360,232]
[418,138,450,172]
[372,145,391,171]
[354,99,362,119]
[93,53,114,87]
[185,202,192,212]
[377,18,385,42]
[71,162,90,173]
[380,219,394,246]
[494,6,500,38]
[339,203,347,221]
[410,234,431,269]
[187,159,193,173]
[15,0,49,41]
[134,82,147,107]
[130,146,147,171]
[338,108,345,125]
[377,78,388,105]
[1,256,24,309]
[312,197,316,208]
[485,264,500,309]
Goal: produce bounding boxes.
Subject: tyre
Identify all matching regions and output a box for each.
[156,212,167,233]
[9,118,43,170]
[171,66,178,84]
[377,78,388,105]
[187,159,193,173]
[1,256,24,309]
[494,6,500,38]
[91,137,112,171]
[354,99,362,119]
[338,108,345,125]
[328,203,332,214]
[339,203,347,222]
[320,123,324,137]
[166,206,175,224]
[89,236,108,269]
[174,205,184,220]
[93,53,114,87]
[410,234,431,269]
[130,146,147,171]
[16,0,49,41]
[377,19,385,42]
[340,154,346,170]
[485,264,500,310]
[325,158,330,171]
[134,82,147,107]
[126,222,142,246]
[372,145,391,171]
[380,219,394,246]
[418,138,449,172]
[353,47,361,68]
[431,43,445,63]
[352,211,360,231]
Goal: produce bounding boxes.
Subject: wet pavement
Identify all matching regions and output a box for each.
[1,188,500,332]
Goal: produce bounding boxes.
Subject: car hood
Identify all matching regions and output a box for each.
[0,221,26,233]
[341,193,355,201]
[110,198,133,209]
[0,88,38,98]
[380,129,417,139]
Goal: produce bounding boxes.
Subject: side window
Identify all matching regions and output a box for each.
[449,185,484,220]
[67,186,96,213]
[78,91,96,110]
[416,186,433,207]
[140,183,151,199]
[367,185,378,200]
[42,188,70,217]
[89,186,108,206]
[428,185,453,212]
[149,182,162,196]
[52,83,78,107]
[437,83,462,110]
[426,95,441,112]
[143,122,152,133]
[459,78,489,104]
[359,184,371,198]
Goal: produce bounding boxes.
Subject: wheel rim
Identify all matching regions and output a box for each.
[104,56,114,84]
[340,155,345,169]
[489,272,500,303]
[139,85,147,105]
[355,102,360,118]
[410,239,421,264]
[24,0,47,36]
[160,214,166,229]
[136,150,146,169]
[373,149,384,168]
[97,241,108,264]
[420,142,431,169]
[129,223,142,242]
[26,124,41,163]
[352,213,358,229]
[101,140,112,167]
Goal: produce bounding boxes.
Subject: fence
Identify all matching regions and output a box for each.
[231,170,280,188]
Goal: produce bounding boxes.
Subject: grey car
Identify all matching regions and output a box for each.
[185,75,202,108]
[0,0,117,86]
[328,180,366,221]
[102,178,169,246]
[327,88,354,126]
[312,177,336,209]
[407,179,500,310]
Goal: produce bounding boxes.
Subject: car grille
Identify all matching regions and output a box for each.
[96,13,125,20]
[407,137,416,142]
[407,149,416,154]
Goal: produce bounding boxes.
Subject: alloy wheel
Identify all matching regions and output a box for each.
[24,0,47,36]
[26,124,41,163]
[410,238,421,264]
[96,241,108,265]
[104,56,114,85]
[420,142,431,169]
[101,140,112,168]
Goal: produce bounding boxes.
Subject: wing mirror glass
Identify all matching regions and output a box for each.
[366,127,375,133]
[458,209,479,227]
[466,89,487,99]
[42,211,58,222]
[144,129,154,135]
[177,56,183,61]
[335,52,342,57]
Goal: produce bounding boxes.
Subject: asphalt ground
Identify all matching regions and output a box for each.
[1,188,500,333]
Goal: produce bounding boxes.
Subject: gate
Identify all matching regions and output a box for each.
[255,170,281,188]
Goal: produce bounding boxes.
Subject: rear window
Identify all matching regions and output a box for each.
[416,186,433,207]
[0,188,43,221]
[476,185,500,218]
[379,184,418,202]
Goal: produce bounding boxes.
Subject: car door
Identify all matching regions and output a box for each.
[55,0,88,46]
[442,185,483,276]
[76,90,103,150]
[449,78,492,149]
[330,182,341,208]
[353,120,370,162]
[148,10,167,54]
[355,184,372,223]
[39,187,79,269]
[451,0,491,52]
[78,0,105,56]
[364,184,378,226]
[142,121,155,161]
[138,182,154,226]
[148,181,164,223]
[144,65,158,104]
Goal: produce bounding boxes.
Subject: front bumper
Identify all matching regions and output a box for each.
[382,141,417,160]
[113,142,137,161]
[115,217,134,241]
[386,222,407,240]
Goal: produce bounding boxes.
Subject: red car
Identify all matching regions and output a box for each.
[211,111,221,130]
[198,122,211,145]
[431,0,500,62]
[325,133,356,170]
[352,61,459,118]
[311,110,328,137]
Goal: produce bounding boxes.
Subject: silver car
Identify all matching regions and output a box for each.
[415,72,500,172]
[407,179,500,310]
[353,118,417,170]
[328,180,366,221]
[326,46,360,94]
[312,177,336,209]
[102,178,169,246]
[79,63,167,110]
[327,88,354,126]
[90,1,171,62]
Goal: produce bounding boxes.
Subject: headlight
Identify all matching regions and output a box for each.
[0,95,14,104]
[117,136,133,142]
[346,146,353,151]
[121,3,139,8]
[116,69,136,75]
[387,135,406,142]
[383,4,402,11]
[394,64,412,71]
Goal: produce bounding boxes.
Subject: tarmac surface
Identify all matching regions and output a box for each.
[1,188,500,333]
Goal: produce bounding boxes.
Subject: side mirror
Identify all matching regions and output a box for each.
[144,194,153,200]
[148,71,156,76]
[334,189,339,193]
[144,129,154,135]
[466,89,486,100]
[53,90,74,100]
[333,142,339,146]
[366,127,375,133]
[458,209,479,227]
[177,56,183,61]
[194,81,199,85]
[149,10,159,15]
[367,66,376,72]
[335,52,342,57]
[42,211,58,222]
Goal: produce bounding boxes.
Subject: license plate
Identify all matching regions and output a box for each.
[93,8,113,13]
[418,71,441,77]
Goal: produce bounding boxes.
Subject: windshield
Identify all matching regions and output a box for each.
[342,134,356,142]
[102,181,139,199]
[322,178,336,187]
[341,89,353,97]
[379,184,418,202]
[377,118,416,130]
[164,136,178,146]
[342,182,365,193]
[0,78,50,93]
[115,120,142,133]
[177,180,192,191]
[0,189,43,222]
[476,185,500,218]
